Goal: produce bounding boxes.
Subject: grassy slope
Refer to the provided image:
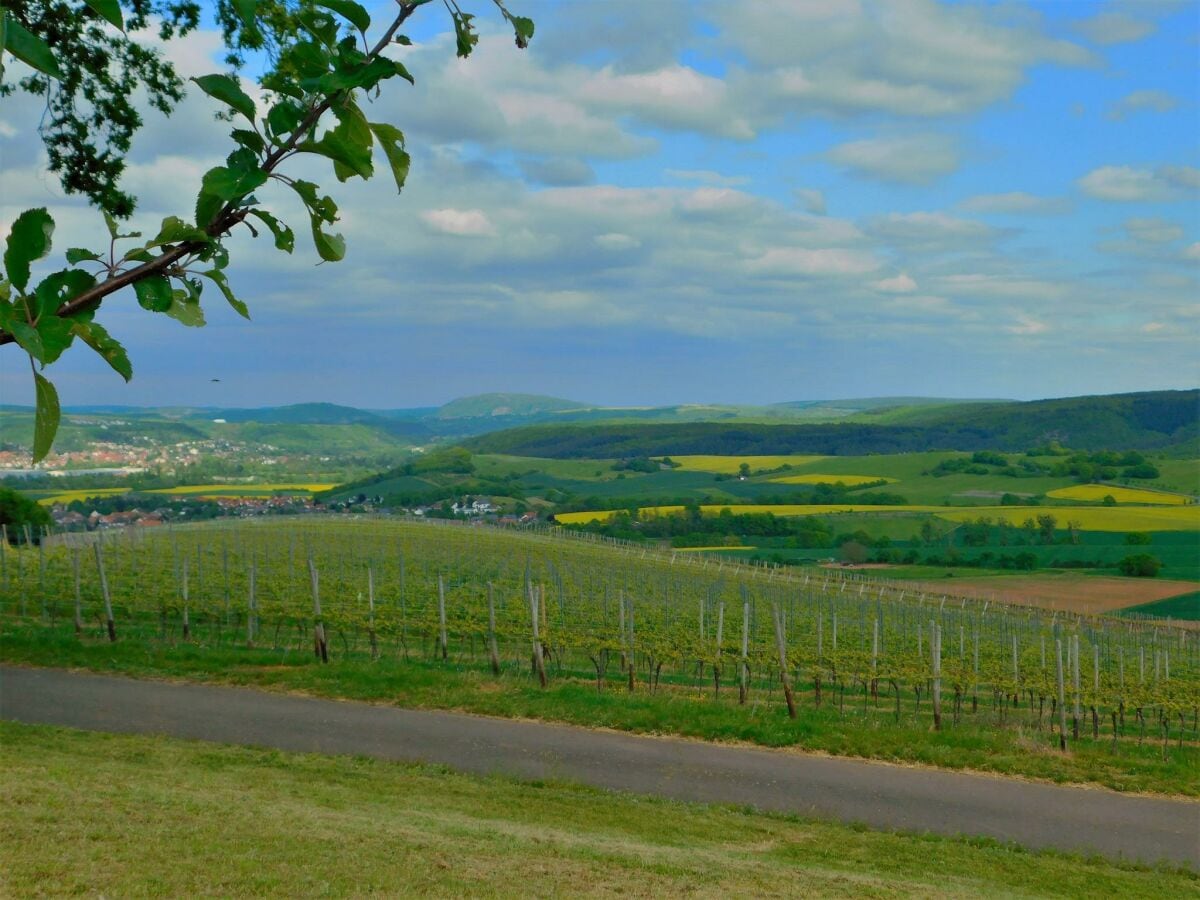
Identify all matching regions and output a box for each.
[5,723,1191,898]
[3,626,1195,796]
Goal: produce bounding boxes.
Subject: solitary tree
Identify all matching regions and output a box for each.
[0,0,533,459]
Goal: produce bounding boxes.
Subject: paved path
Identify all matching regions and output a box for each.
[2,666,1196,867]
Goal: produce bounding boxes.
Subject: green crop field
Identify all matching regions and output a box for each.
[2,518,1196,795]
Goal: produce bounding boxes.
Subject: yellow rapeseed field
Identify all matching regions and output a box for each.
[1045,484,1192,505]
[144,483,337,495]
[34,484,337,505]
[769,473,895,486]
[35,488,129,506]
[555,504,1200,532]
[667,455,826,474]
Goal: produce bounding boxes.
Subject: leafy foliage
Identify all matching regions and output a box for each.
[0,0,533,460]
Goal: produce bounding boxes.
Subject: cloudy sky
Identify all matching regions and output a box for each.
[1,0,1198,409]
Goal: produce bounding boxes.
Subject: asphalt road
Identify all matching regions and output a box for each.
[2,665,1196,867]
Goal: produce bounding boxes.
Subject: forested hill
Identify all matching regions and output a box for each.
[463,390,1199,457]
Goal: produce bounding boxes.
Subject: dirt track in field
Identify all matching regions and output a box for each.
[2,666,1197,868]
[902,575,1198,616]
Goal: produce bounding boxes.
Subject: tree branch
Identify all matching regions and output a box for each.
[0,1,421,349]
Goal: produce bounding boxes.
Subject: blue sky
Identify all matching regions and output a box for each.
[1,0,1197,409]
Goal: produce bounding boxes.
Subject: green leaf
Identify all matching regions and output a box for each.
[165,289,206,327]
[305,55,410,93]
[34,313,75,364]
[71,321,132,381]
[368,123,410,193]
[65,248,103,264]
[267,100,305,138]
[4,208,54,292]
[200,163,268,202]
[152,216,209,247]
[101,211,139,241]
[309,217,346,262]
[451,11,478,58]
[296,8,340,46]
[511,16,535,49]
[300,103,373,181]
[34,269,96,319]
[191,74,257,122]
[198,269,251,319]
[234,0,257,28]
[314,0,370,33]
[32,372,60,463]
[8,320,44,362]
[2,12,63,79]
[246,209,295,253]
[83,0,124,30]
[133,276,173,313]
[231,128,266,154]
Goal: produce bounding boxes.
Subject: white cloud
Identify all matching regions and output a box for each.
[1006,315,1049,335]
[868,212,999,249]
[959,192,1069,215]
[594,232,641,251]
[871,273,918,293]
[667,169,749,187]
[1106,89,1177,120]
[1184,243,1200,261]
[748,247,881,277]
[711,0,1091,119]
[420,208,496,237]
[827,134,960,184]
[1124,217,1184,243]
[1075,12,1155,46]
[1078,165,1200,202]
[794,188,826,215]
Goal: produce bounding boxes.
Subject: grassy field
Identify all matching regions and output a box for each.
[770,473,898,486]
[3,723,1190,897]
[669,455,827,473]
[1119,592,1200,621]
[556,503,1200,532]
[1046,485,1192,505]
[3,625,1195,797]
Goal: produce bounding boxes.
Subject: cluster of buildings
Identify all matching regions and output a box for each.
[52,508,168,530]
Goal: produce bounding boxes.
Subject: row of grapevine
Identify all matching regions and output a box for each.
[2,517,1196,750]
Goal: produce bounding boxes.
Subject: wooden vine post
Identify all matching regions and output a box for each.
[1055,638,1067,751]
[308,558,328,663]
[739,599,750,705]
[529,580,547,687]
[181,557,190,641]
[486,581,500,676]
[714,601,724,696]
[931,620,942,731]
[247,560,257,647]
[94,540,115,642]
[71,547,82,636]
[437,574,449,661]
[771,603,797,719]
[367,566,378,660]
[1072,633,1081,741]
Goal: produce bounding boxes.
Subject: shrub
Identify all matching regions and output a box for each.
[1117,554,1161,577]
[1124,531,1152,545]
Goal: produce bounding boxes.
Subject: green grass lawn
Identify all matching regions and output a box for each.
[4,623,1196,797]
[1,722,1192,897]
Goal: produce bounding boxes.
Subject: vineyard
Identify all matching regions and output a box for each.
[2,518,1197,774]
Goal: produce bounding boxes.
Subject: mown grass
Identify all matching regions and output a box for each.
[1,721,1193,898]
[4,623,1196,797]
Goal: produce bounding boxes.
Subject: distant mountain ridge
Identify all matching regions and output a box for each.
[463,390,1199,457]
[2,390,1194,456]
